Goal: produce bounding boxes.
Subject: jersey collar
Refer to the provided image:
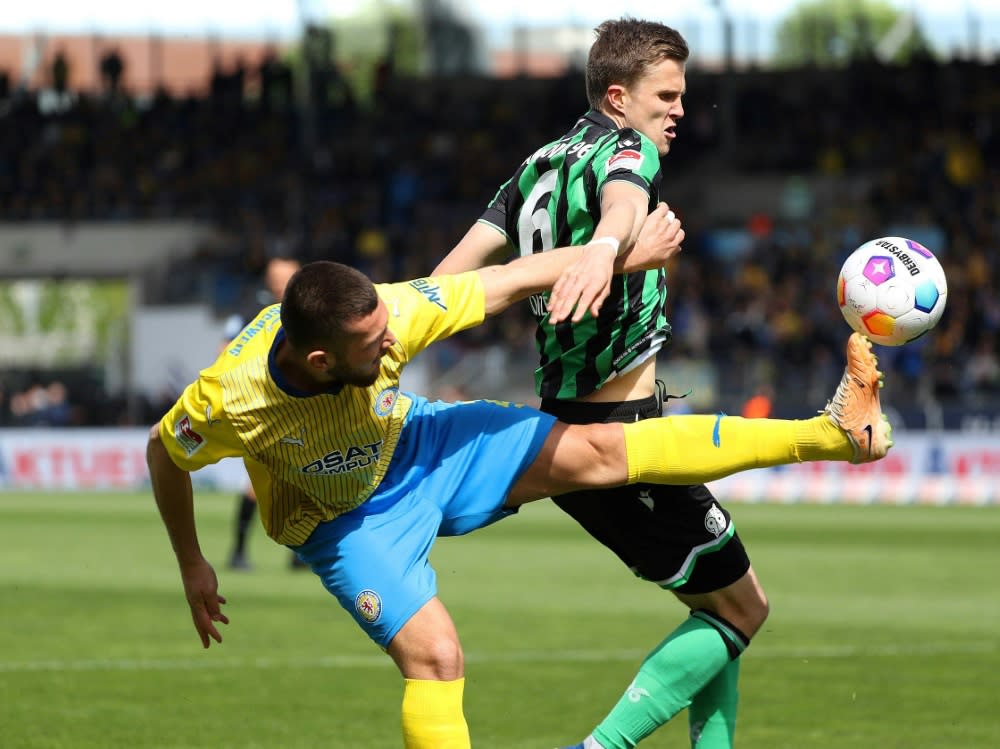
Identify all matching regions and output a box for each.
[268,328,345,398]
[581,109,620,133]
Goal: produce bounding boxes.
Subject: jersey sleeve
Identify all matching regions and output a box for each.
[158,375,246,472]
[595,128,662,199]
[478,177,515,240]
[378,272,487,361]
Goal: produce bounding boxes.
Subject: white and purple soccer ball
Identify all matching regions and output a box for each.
[837,237,948,346]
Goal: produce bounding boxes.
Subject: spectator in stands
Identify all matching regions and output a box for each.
[965,333,1000,394]
[99,48,124,94]
[7,381,72,426]
[51,51,69,94]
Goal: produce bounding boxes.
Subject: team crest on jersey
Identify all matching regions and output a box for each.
[704,504,728,537]
[174,415,205,457]
[606,148,644,173]
[374,387,398,416]
[355,589,382,623]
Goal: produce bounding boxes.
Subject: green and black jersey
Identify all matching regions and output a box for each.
[479,110,671,400]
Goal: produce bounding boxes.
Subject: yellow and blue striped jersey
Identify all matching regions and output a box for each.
[159,272,486,545]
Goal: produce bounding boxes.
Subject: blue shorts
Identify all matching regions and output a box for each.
[289,395,556,647]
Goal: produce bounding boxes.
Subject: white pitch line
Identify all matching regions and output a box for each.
[0,641,995,674]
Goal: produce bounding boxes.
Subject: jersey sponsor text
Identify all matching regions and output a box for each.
[408,278,448,310]
[301,441,383,475]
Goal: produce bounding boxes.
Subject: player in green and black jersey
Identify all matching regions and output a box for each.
[479,110,670,400]
[435,18,764,749]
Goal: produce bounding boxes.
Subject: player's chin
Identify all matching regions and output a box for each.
[341,368,381,388]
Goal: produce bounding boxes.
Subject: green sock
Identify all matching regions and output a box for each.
[689,658,740,748]
[592,612,746,749]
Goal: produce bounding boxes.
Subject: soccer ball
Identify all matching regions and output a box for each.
[836,236,948,346]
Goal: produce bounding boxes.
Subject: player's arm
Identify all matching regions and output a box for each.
[147,424,229,648]
[480,201,682,317]
[547,181,653,324]
[433,221,512,275]
[147,381,242,649]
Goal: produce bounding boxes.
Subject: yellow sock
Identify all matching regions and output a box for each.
[624,413,854,485]
[401,678,470,749]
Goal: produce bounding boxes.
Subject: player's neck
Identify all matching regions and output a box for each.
[273,338,339,394]
[599,105,627,130]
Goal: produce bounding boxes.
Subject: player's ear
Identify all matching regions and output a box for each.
[305,349,333,372]
[606,84,627,115]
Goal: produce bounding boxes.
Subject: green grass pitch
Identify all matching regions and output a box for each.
[1,491,998,748]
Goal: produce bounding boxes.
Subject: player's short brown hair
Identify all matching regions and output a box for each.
[586,18,690,108]
[281,261,379,351]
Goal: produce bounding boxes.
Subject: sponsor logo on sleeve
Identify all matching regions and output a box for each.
[228,306,282,356]
[606,148,644,173]
[408,278,448,310]
[174,415,205,457]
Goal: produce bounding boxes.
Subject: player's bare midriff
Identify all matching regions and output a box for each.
[573,357,657,403]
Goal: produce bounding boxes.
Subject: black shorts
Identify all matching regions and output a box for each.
[541,392,751,595]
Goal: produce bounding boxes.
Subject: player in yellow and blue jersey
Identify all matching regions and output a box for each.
[147,204,892,749]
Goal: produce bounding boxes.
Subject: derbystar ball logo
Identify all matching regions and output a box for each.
[174,415,205,457]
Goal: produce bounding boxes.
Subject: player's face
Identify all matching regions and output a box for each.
[618,58,685,157]
[328,299,396,387]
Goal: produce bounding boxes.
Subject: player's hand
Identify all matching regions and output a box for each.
[179,557,229,648]
[620,202,684,272]
[547,241,618,325]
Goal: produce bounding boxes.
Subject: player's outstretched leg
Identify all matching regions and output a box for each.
[619,333,892,488]
[822,332,893,464]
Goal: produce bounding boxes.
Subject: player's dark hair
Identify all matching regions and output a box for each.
[586,18,689,108]
[280,261,379,351]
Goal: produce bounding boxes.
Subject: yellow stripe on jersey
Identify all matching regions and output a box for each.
[159,272,487,545]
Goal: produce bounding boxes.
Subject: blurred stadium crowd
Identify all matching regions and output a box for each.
[0,50,998,426]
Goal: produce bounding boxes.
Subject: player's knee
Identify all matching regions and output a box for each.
[579,422,626,478]
[690,583,769,641]
[727,587,769,639]
[724,567,769,638]
[419,636,465,681]
[744,591,769,636]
